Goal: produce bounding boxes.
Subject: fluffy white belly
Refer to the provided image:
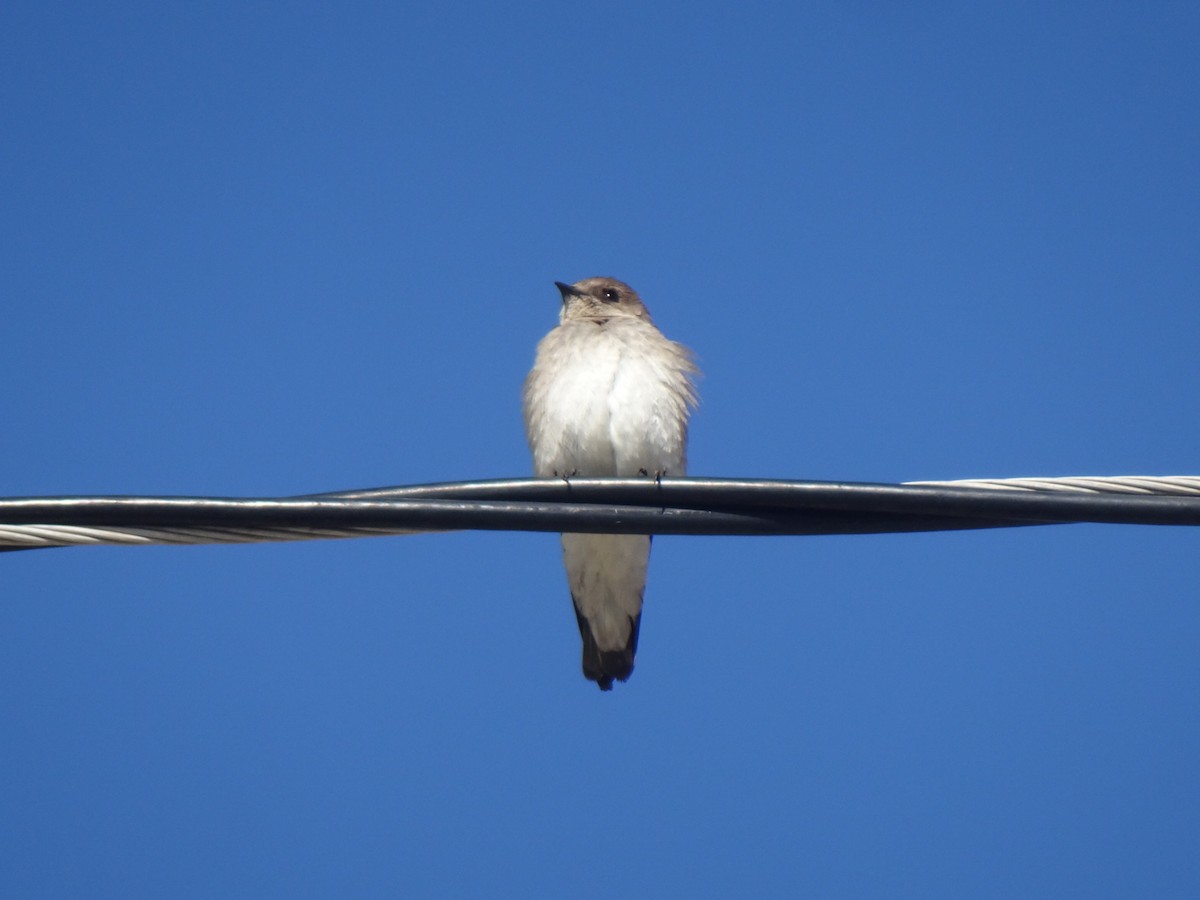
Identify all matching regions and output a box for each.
[525,320,691,478]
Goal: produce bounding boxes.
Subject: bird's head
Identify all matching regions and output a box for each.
[555,277,651,324]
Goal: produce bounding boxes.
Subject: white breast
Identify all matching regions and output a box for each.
[523,318,696,478]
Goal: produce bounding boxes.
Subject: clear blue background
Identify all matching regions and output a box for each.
[3,2,1198,897]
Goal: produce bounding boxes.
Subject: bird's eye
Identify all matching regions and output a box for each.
[601,289,619,302]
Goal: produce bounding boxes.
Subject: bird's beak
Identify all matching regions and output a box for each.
[555,281,584,301]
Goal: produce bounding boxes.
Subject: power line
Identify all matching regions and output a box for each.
[2,474,1199,551]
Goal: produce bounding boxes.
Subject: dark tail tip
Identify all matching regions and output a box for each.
[574,608,641,691]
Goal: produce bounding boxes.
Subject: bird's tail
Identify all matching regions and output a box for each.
[573,606,641,691]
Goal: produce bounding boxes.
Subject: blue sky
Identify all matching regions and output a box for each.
[3,2,1199,896]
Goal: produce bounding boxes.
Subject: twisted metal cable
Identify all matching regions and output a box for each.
[909,475,1200,495]
[2,474,1199,551]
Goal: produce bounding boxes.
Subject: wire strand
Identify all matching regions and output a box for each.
[2,474,1199,551]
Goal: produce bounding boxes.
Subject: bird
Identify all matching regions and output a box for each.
[523,277,699,690]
